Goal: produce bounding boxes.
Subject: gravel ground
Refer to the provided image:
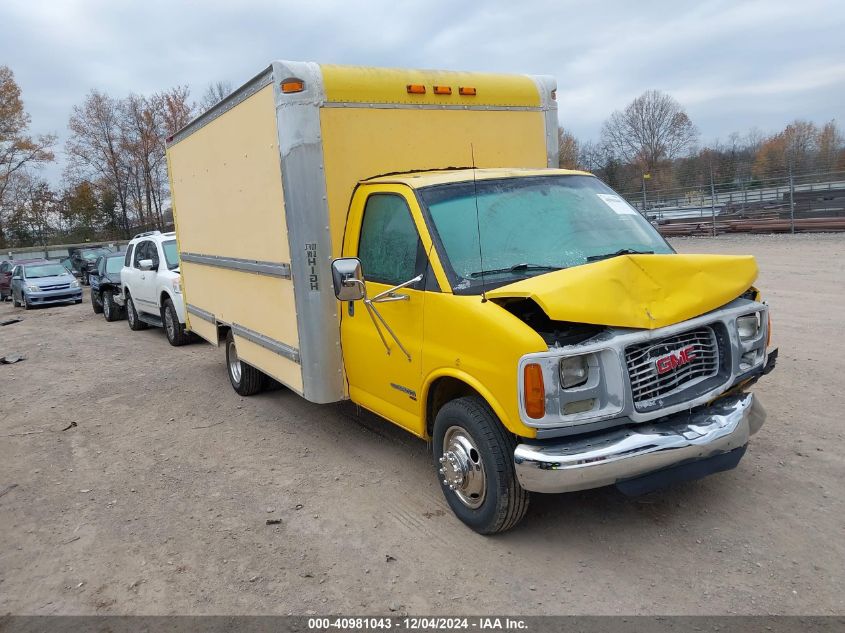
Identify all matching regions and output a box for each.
[0,233,843,615]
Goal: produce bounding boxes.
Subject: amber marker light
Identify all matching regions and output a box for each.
[281,79,305,93]
[406,84,426,94]
[524,363,546,419]
[458,86,477,96]
[433,85,452,95]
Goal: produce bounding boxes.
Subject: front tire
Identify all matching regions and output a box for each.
[126,294,148,331]
[163,298,190,346]
[225,331,266,396]
[12,292,20,308]
[103,291,123,321]
[432,396,529,534]
[91,290,103,313]
[81,271,89,286]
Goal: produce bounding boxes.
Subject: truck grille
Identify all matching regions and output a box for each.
[626,326,720,408]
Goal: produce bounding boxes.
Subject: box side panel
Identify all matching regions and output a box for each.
[318,107,548,255]
[167,81,303,394]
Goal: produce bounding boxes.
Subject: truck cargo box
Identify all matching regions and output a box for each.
[166,60,558,403]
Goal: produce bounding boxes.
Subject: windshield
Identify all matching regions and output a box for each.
[162,240,179,270]
[25,263,70,278]
[419,175,673,293]
[105,255,124,274]
[82,248,107,260]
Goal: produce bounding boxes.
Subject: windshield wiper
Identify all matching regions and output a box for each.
[469,263,562,278]
[586,249,653,263]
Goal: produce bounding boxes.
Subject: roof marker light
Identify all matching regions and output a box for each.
[406,84,426,95]
[281,78,305,93]
[433,85,452,95]
[458,86,477,96]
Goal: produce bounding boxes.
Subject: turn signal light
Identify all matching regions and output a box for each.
[523,363,545,419]
[406,84,426,94]
[281,79,305,93]
[767,312,772,347]
[458,86,477,96]
[433,85,452,95]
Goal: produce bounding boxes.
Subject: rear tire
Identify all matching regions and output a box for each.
[225,331,266,396]
[91,290,103,313]
[432,396,529,534]
[126,294,148,331]
[163,298,190,346]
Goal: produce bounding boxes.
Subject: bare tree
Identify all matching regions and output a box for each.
[601,90,698,173]
[558,128,580,169]
[66,90,132,237]
[815,121,842,173]
[200,81,233,111]
[0,65,55,248]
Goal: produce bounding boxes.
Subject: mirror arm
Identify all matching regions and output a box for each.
[363,298,412,362]
[370,274,423,303]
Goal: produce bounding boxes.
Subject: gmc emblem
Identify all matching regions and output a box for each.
[655,345,697,375]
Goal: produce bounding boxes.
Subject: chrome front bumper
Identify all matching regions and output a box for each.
[514,392,765,494]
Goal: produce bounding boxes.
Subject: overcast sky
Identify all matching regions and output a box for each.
[2,0,844,184]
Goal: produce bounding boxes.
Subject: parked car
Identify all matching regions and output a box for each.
[10,261,82,309]
[60,257,76,275]
[1,258,47,301]
[90,252,126,321]
[119,231,190,345]
[70,246,112,285]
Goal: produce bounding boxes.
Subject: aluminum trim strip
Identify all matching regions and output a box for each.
[180,252,291,278]
[231,323,301,364]
[186,304,215,324]
[321,101,547,112]
[168,67,274,146]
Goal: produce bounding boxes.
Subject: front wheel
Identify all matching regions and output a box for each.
[81,271,89,286]
[225,331,266,396]
[432,396,529,534]
[103,291,123,322]
[163,298,190,346]
[126,294,148,331]
[12,292,20,308]
[91,290,103,313]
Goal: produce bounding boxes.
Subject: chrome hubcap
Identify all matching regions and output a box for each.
[439,426,486,509]
[228,340,242,384]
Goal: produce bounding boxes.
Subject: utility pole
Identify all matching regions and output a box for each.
[788,164,795,234]
[642,172,650,217]
[709,161,717,237]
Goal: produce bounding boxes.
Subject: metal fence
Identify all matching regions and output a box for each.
[618,169,845,235]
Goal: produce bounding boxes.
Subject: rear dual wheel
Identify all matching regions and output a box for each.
[225,331,266,396]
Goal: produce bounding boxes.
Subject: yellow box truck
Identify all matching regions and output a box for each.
[167,61,777,533]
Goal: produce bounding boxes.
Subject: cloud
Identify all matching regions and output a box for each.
[1,0,843,184]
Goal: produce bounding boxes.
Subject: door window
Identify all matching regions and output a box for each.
[358,194,423,286]
[125,245,134,267]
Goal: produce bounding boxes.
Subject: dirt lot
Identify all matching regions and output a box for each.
[0,233,843,615]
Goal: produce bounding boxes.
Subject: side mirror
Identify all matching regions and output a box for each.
[138,259,154,271]
[331,257,365,301]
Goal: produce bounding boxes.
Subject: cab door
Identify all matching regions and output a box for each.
[340,185,436,436]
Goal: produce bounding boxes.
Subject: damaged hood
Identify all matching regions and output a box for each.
[486,254,758,330]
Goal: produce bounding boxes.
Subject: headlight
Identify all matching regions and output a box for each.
[171,278,182,294]
[70,280,80,288]
[737,313,761,339]
[560,355,589,388]
[25,284,40,292]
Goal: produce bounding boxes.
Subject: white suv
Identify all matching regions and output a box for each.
[120,231,190,346]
